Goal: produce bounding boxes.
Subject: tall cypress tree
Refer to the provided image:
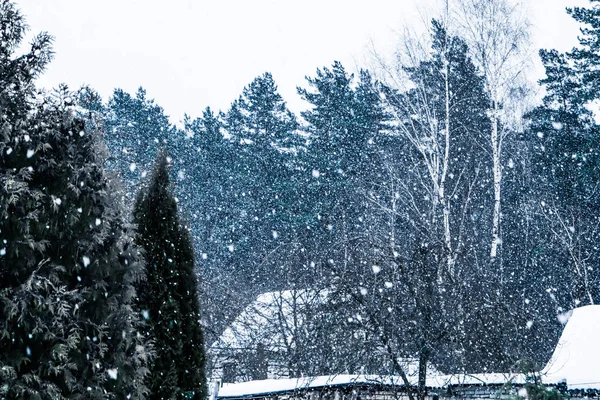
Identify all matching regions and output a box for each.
[133,150,206,400]
[0,2,150,398]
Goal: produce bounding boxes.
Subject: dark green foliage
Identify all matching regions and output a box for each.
[297,61,390,248]
[0,2,150,398]
[526,49,600,206]
[0,0,52,120]
[508,363,569,400]
[134,151,207,400]
[299,62,388,189]
[105,87,175,194]
[237,72,299,148]
[178,74,306,342]
[568,0,600,103]
[524,0,600,308]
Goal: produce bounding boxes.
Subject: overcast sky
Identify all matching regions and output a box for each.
[17,0,590,123]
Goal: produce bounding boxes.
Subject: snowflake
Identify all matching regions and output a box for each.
[107,368,118,380]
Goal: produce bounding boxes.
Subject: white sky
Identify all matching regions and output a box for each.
[17,0,590,123]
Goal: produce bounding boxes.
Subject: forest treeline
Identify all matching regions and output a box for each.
[88,0,600,376]
[2,0,600,398]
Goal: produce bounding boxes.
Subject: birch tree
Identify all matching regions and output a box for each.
[334,19,497,396]
[452,0,531,267]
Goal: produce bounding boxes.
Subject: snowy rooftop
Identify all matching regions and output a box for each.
[541,305,600,389]
[214,304,600,398]
[211,289,328,352]
[216,373,527,398]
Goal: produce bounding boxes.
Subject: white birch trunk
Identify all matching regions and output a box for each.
[442,59,453,276]
[490,109,502,263]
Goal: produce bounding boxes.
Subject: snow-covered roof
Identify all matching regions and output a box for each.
[214,300,600,397]
[429,373,526,388]
[216,373,527,398]
[211,289,328,352]
[218,375,402,398]
[541,305,600,389]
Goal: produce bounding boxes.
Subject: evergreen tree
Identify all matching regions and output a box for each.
[525,0,600,308]
[176,74,307,346]
[527,49,599,205]
[105,87,174,195]
[238,72,299,148]
[0,2,150,398]
[213,72,302,289]
[297,62,389,260]
[568,0,600,103]
[134,151,207,400]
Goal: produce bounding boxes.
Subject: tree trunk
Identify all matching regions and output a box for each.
[490,108,502,280]
[417,347,430,400]
[441,36,454,277]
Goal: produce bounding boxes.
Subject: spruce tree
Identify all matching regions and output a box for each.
[133,151,207,400]
[0,2,150,398]
[105,87,174,195]
[297,62,389,257]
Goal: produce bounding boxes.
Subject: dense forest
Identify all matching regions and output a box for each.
[2,0,600,398]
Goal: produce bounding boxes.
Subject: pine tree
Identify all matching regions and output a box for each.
[297,62,389,256]
[0,2,150,398]
[105,87,174,195]
[209,73,302,289]
[524,0,600,307]
[568,0,600,103]
[527,49,598,205]
[239,72,299,148]
[134,151,207,400]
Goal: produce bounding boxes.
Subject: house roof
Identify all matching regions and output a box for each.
[217,375,404,398]
[213,295,600,397]
[216,373,528,399]
[542,305,600,389]
[210,289,328,352]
